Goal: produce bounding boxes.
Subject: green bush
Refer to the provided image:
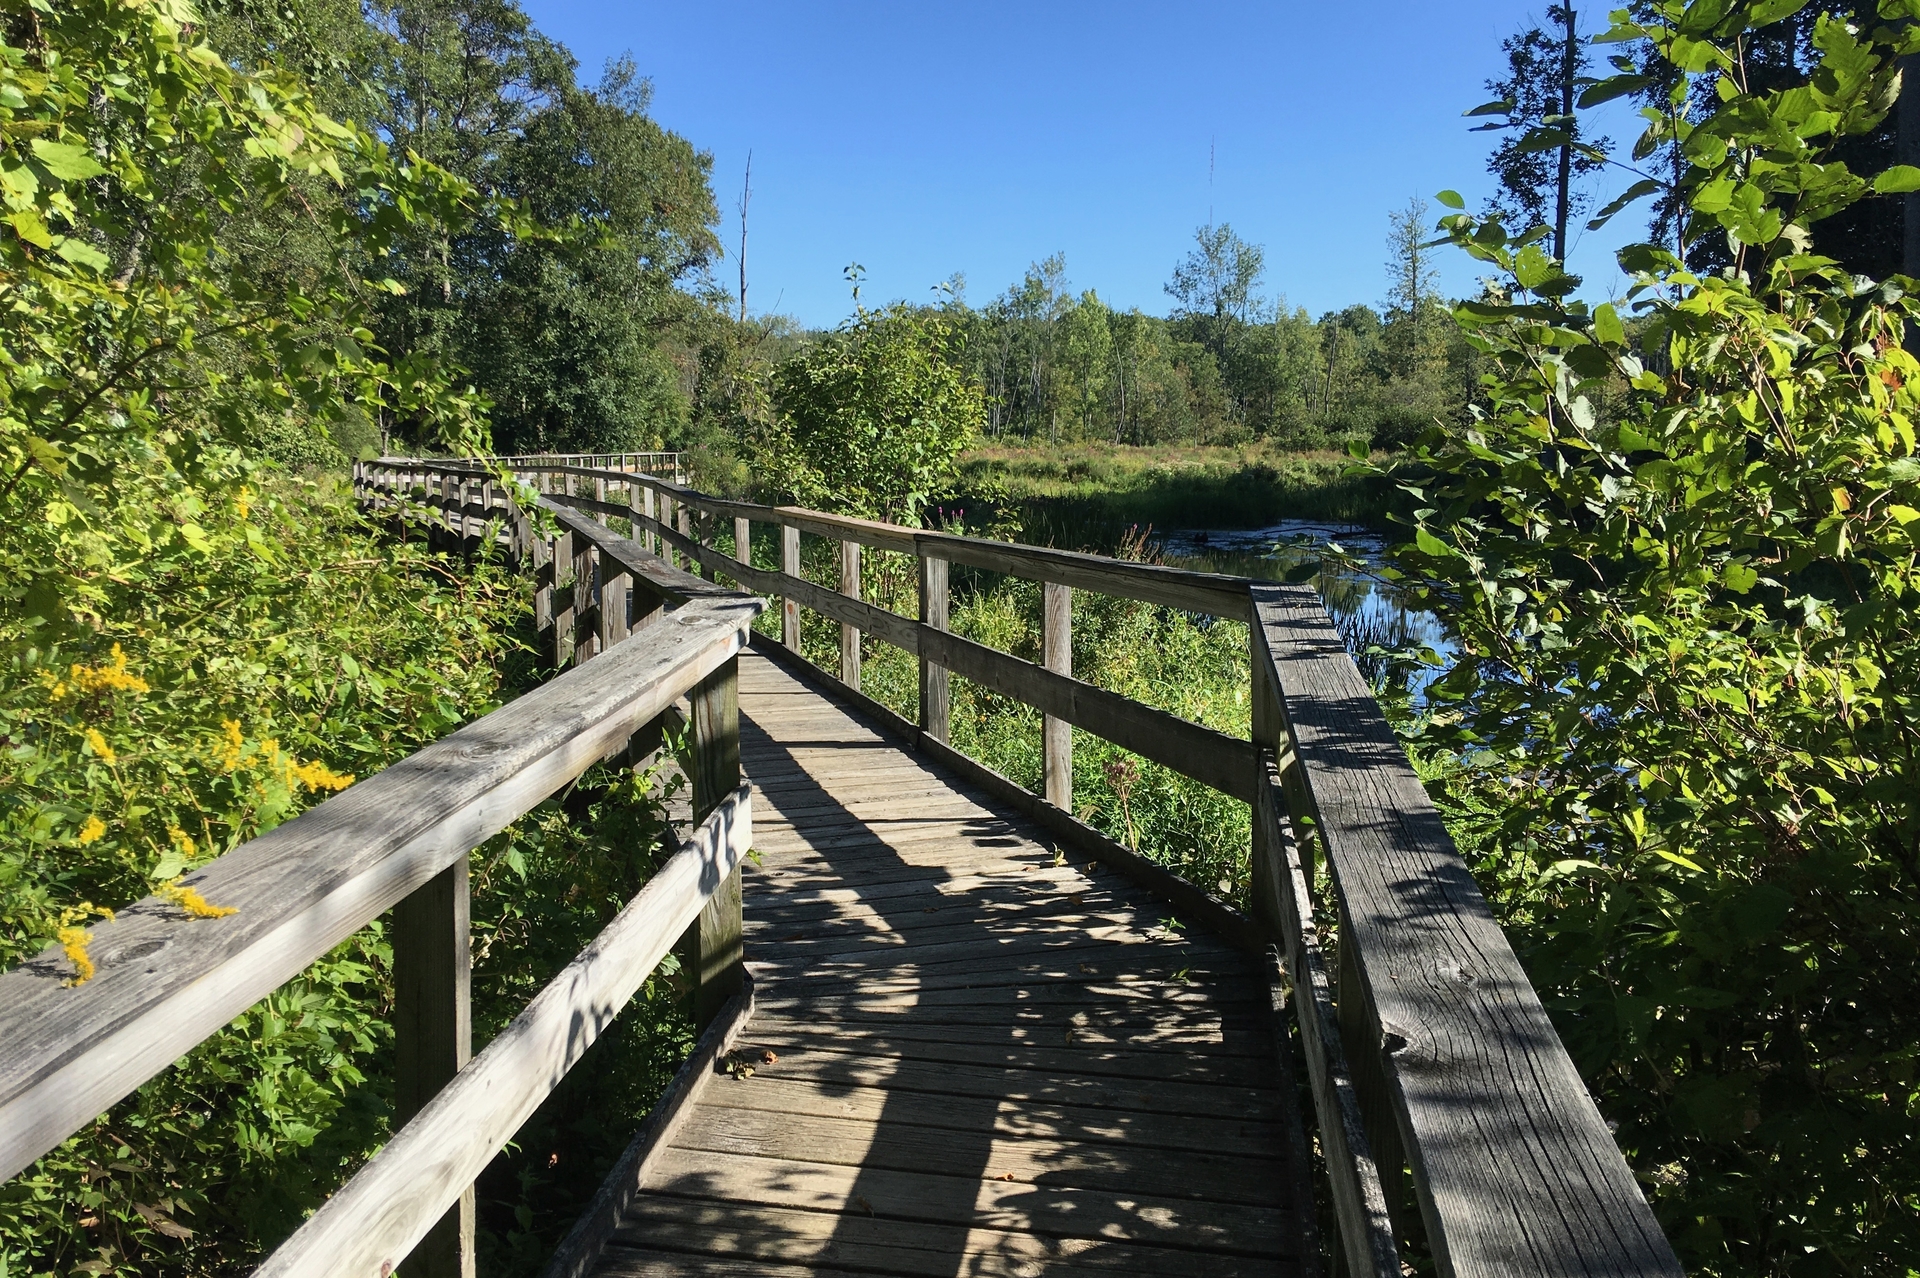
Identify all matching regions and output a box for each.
[1394,6,1920,1269]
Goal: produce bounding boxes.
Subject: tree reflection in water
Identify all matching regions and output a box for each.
[1156,522,1455,700]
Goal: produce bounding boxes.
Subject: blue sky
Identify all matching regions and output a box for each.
[521,0,1650,329]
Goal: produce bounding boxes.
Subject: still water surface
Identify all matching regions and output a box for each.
[1155,521,1456,697]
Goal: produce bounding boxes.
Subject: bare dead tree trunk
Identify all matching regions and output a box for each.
[738,151,752,324]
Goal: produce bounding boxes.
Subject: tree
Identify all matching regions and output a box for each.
[1408,7,1920,1270]
[1382,196,1444,379]
[769,304,985,524]
[1164,222,1265,372]
[1473,4,1610,261]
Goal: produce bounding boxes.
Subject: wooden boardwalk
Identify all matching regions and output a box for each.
[590,649,1315,1277]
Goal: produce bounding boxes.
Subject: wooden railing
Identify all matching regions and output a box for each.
[0,474,760,1278]
[480,451,684,482]
[358,456,1686,1278]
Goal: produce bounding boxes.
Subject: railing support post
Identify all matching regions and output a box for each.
[574,542,597,665]
[781,525,802,652]
[839,540,862,691]
[392,856,474,1278]
[551,530,574,669]
[658,492,675,567]
[918,551,950,743]
[733,516,752,574]
[1043,581,1072,811]
[686,658,742,1030]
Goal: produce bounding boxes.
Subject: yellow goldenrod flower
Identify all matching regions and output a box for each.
[76,815,106,845]
[59,926,95,985]
[220,719,245,771]
[168,827,196,859]
[290,759,355,792]
[69,644,149,696]
[160,879,238,919]
[84,728,116,765]
[235,487,251,520]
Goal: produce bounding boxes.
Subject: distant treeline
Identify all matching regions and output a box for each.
[927,216,1478,453]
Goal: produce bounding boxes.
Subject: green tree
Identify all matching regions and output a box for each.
[1472,4,1612,260]
[769,301,985,523]
[1400,4,1920,1269]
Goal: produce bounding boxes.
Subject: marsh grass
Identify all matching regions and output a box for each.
[958,441,1411,552]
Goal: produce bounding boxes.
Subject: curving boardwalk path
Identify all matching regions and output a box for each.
[587,648,1314,1277]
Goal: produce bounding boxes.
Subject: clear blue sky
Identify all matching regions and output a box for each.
[521,0,1647,329]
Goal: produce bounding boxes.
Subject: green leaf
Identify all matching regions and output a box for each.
[1414,527,1452,558]
[29,138,106,181]
[5,209,51,248]
[1873,165,1920,194]
[1656,849,1707,874]
[52,236,108,272]
[1593,302,1627,347]
[1722,562,1758,593]
[1435,189,1465,210]
[1464,99,1513,118]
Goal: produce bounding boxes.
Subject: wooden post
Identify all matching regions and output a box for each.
[686,658,742,1030]
[919,551,950,743]
[532,530,554,649]
[600,555,628,652]
[392,856,474,1278]
[573,542,596,665]
[658,493,675,568]
[551,530,574,669]
[1043,581,1072,811]
[1250,628,1283,935]
[677,505,694,578]
[593,475,608,524]
[839,540,862,691]
[641,485,657,557]
[781,524,801,652]
[733,516,752,575]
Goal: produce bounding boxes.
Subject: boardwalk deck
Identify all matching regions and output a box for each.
[589,649,1314,1277]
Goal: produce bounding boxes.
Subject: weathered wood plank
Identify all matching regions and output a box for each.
[255,784,754,1278]
[1044,579,1073,811]
[639,1148,1295,1254]
[918,550,949,742]
[538,976,758,1278]
[1251,582,1680,1277]
[0,599,758,1185]
[601,1198,1294,1278]
[669,1105,1287,1206]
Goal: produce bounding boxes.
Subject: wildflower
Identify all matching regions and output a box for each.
[289,759,354,792]
[69,644,149,696]
[220,719,244,771]
[235,487,251,520]
[84,728,116,765]
[168,827,196,859]
[76,815,106,845]
[160,879,238,919]
[59,926,95,984]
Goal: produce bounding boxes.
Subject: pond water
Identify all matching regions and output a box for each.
[1155,521,1456,698]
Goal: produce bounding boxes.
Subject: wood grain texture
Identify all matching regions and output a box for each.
[1251,582,1680,1277]
[916,551,949,743]
[577,648,1310,1278]
[0,599,759,1185]
[838,539,861,691]
[1255,758,1398,1278]
[1043,580,1072,811]
[539,976,759,1278]
[256,784,754,1278]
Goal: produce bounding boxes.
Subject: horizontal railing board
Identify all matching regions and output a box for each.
[0,598,759,1184]
[1250,582,1680,1278]
[640,509,1259,805]
[541,500,731,605]
[497,462,1254,620]
[255,784,753,1278]
[1255,756,1400,1277]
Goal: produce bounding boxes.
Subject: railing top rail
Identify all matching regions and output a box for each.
[0,595,760,1185]
[480,457,1256,621]
[1250,582,1681,1277]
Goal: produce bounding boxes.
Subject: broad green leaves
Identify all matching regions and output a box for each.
[1401,3,1920,1271]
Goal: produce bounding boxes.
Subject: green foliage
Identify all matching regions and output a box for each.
[769,301,985,523]
[1396,3,1920,1269]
